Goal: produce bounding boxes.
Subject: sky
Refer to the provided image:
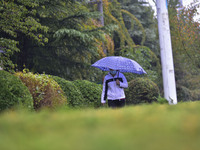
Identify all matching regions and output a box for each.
[147,0,200,20]
[182,0,197,5]
[148,0,198,8]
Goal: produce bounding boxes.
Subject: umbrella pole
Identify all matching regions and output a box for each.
[117,71,119,78]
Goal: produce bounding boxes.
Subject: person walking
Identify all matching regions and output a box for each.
[101,69,128,108]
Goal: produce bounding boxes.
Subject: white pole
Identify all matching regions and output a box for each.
[156,0,177,104]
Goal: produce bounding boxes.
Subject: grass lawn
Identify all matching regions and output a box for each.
[0,102,200,150]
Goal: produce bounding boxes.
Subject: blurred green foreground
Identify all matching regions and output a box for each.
[0,102,200,150]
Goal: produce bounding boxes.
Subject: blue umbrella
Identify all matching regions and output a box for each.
[91,56,146,74]
[0,50,5,53]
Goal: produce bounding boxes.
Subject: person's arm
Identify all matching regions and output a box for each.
[119,74,128,88]
[101,76,107,104]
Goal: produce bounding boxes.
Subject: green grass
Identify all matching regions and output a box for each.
[0,102,200,150]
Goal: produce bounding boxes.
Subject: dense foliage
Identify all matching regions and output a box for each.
[118,0,159,54]
[1,0,160,83]
[51,75,85,107]
[11,0,116,81]
[168,0,200,101]
[125,78,159,105]
[0,70,33,111]
[73,80,102,108]
[15,71,67,110]
[0,0,48,71]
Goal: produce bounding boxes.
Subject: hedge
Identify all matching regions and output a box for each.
[125,78,159,105]
[15,72,67,110]
[0,70,33,111]
[73,80,102,108]
[51,76,85,107]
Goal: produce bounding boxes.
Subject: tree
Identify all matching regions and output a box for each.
[0,0,48,71]
[13,0,116,80]
[118,0,159,55]
[168,0,200,101]
[89,0,146,49]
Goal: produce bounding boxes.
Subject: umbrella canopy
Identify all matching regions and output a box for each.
[91,56,146,74]
[0,50,5,53]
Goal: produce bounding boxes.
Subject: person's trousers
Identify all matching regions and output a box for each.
[108,99,125,108]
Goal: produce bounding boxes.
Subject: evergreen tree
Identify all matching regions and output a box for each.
[13,0,116,80]
[0,0,48,71]
[118,0,159,55]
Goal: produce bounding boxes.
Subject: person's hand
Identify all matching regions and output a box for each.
[116,79,120,85]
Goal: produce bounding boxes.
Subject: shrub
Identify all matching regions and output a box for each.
[15,71,67,110]
[0,70,33,111]
[191,89,200,101]
[176,85,191,102]
[73,80,102,108]
[156,95,168,104]
[177,85,200,102]
[125,78,159,105]
[51,76,85,107]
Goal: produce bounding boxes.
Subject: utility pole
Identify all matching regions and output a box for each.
[156,0,177,104]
